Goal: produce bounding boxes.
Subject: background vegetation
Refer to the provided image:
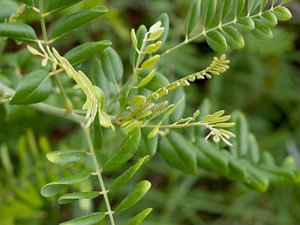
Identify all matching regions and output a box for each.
[0,0,299,224]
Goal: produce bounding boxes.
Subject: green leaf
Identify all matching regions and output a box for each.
[218,0,233,21]
[160,137,196,175]
[221,26,245,49]
[0,1,19,22]
[273,6,292,21]
[52,6,107,40]
[281,0,293,4]
[137,70,155,88]
[252,19,273,40]
[260,165,296,182]
[260,11,278,28]
[17,0,35,7]
[242,159,269,192]
[46,0,84,14]
[221,150,248,182]
[114,180,151,213]
[261,151,276,166]
[141,55,160,70]
[94,112,103,150]
[166,131,197,175]
[128,208,153,225]
[41,172,91,197]
[147,125,160,139]
[230,111,248,157]
[247,0,261,15]
[247,133,260,164]
[130,25,147,67]
[131,95,146,105]
[156,13,169,44]
[233,0,245,16]
[196,146,226,175]
[137,71,169,92]
[10,70,52,105]
[184,0,201,36]
[195,139,229,173]
[89,58,110,98]
[201,0,217,27]
[169,88,186,123]
[195,98,211,137]
[103,127,141,171]
[64,40,111,66]
[144,41,162,53]
[46,150,87,165]
[60,212,106,225]
[109,156,150,191]
[236,17,255,33]
[100,47,123,85]
[58,191,100,204]
[206,30,227,52]
[137,129,158,157]
[0,23,37,43]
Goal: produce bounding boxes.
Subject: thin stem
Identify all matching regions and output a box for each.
[0,82,85,124]
[39,0,48,44]
[84,128,115,225]
[116,33,149,119]
[160,6,280,58]
[39,0,73,113]
[142,121,208,129]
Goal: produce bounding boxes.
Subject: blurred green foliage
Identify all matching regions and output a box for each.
[0,0,299,224]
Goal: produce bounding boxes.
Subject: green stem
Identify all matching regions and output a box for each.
[39,0,48,44]
[39,0,73,113]
[142,121,208,129]
[116,33,149,119]
[0,82,85,124]
[84,128,115,225]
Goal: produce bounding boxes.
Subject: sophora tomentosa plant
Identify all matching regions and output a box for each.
[0,0,299,224]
